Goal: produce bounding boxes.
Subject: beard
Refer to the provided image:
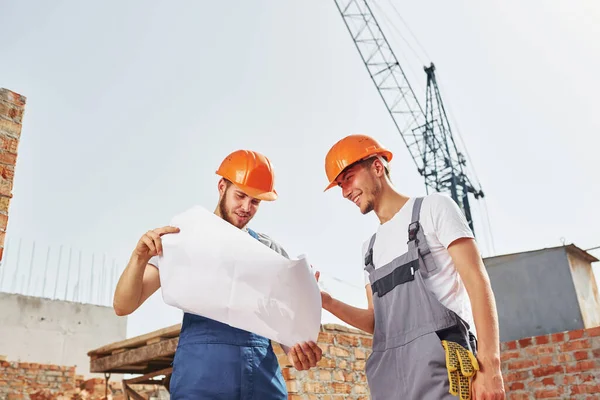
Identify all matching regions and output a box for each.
[361,181,381,214]
[218,193,250,229]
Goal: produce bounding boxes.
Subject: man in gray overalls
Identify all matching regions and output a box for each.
[319,134,505,400]
[113,149,322,399]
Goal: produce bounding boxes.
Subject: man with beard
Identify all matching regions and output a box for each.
[113,149,322,399]
[318,134,505,400]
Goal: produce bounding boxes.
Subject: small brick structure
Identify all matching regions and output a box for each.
[501,326,600,399]
[0,360,165,399]
[274,324,372,400]
[0,88,26,262]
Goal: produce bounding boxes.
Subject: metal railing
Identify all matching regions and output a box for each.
[0,235,125,307]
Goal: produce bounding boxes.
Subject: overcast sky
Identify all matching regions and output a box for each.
[1,0,598,338]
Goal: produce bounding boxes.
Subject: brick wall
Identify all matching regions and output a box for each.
[0,88,26,261]
[501,326,600,399]
[275,323,372,400]
[0,361,165,400]
[0,361,76,399]
[276,324,600,400]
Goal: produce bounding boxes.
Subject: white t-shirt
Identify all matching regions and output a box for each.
[361,193,477,336]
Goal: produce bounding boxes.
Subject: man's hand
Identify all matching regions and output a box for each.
[133,226,180,261]
[471,363,505,400]
[287,341,322,371]
[314,271,332,309]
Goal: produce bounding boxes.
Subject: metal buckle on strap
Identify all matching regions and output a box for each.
[408,221,419,242]
[364,249,373,267]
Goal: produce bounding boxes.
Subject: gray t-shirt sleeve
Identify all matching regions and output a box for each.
[255,231,290,259]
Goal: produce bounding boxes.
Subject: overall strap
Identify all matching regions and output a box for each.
[363,233,377,274]
[407,197,439,277]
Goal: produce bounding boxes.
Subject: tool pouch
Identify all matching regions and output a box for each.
[441,340,480,400]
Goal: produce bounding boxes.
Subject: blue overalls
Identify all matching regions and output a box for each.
[168,228,288,400]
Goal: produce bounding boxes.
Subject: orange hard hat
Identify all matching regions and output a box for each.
[324,134,393,191]
[216,149,278,201]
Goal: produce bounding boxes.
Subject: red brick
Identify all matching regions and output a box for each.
[532,365,564,378]
[575,350,590,361]
[508,359,536,370]
[534,388,563,398]
[550,332,565,342]
[578,372,596,383]
[586,326,600,337]
[281,368,293,380]
[330,346,350,357]
[538,355,553,365]
[0,136,19,153]
[571,384,600,395]
[318,332,335,344]
[508,393,531,400]
[332,382,352,394]
[504,371,532,382]
[503,340,518,351]
[566,360,597,373]
[509,382,526,390]
[304,382,326,393]
[569,329,585,340]
[519,338,534,348]
[561,339,591,352]
[352,360,366,371]
[535,335,550,345]
[337,334,360,347]
[0,151,17,165]
[316,356,335,368]
[541,377,555,386]
[501,351,522,362]
[563,375,578,385]
[557,353,574,363]
[360,337,372,347]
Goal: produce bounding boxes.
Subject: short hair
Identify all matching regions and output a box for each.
[354,155,391,179]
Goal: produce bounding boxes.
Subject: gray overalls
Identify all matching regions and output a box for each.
[364,197,478,400]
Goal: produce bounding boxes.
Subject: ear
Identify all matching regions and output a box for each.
[371,158,386,178]
[217,178,227,196]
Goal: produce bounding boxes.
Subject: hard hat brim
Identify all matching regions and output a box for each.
[323,149,393,192]
[235,181,278,201]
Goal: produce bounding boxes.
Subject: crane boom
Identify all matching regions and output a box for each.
[333,0,484,232]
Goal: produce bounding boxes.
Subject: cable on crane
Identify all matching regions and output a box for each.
[384,0,432,64]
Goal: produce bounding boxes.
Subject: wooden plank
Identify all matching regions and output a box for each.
[90,337,179,373]
[125,386,146,400]
[87,324,181,357]
[125,367,173,385]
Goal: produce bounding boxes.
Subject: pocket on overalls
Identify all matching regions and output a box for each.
[370,259,418,298]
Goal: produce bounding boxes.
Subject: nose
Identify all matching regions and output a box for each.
[240,198,252,212]
[342,183,352,199]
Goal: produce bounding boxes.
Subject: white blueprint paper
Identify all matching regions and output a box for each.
[156,205,322,347]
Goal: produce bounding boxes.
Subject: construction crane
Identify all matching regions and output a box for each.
[333,0,485,234]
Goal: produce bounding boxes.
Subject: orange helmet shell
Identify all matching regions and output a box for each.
[324,134,393,191]
[216,150,278,201]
